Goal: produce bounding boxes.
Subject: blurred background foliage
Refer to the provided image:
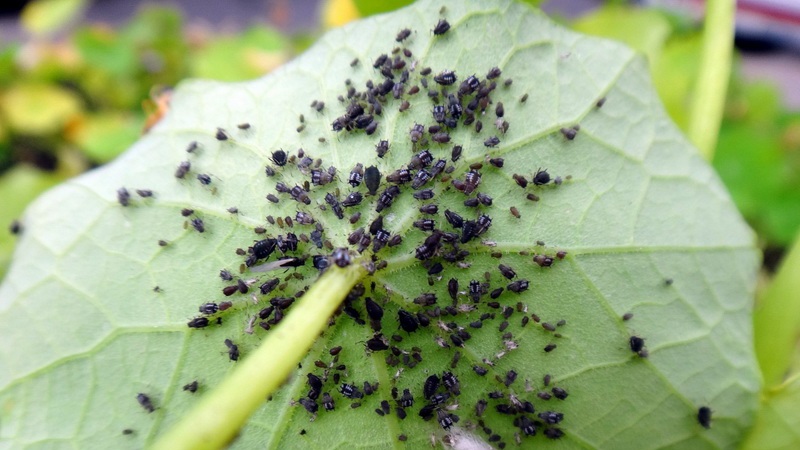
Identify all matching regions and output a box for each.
[1,0,799,310]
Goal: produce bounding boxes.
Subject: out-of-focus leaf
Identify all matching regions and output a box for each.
[742,374,800,450]
[73,26,137,78]
[66,112,143,163]
[714,82,800,246]
[191,27,289,81]
[0,1,760,448]
[652,35,703,132]
[322,0,361,27]
[20,0,87,35]
[0,83,83,135]
[754,234,800,387]
[0,165,62,276]
[352,0,413,18]
[572,5,672,65]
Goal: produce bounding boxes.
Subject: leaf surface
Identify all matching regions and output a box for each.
[0,1,759,449]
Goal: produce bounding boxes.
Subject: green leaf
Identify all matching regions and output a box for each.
[20,0,87,35]
[0,83,83,135]
[572,5,673,65]
[0,0,759,449]
[190,27,290,82]
[68,112,143,163]
[0,165,63,277]
[742,374,800,450]
[754,234,800,387]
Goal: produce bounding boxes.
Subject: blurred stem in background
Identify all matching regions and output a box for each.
[687,0,734,160]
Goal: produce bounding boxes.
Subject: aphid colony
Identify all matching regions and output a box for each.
[116,13,712,448]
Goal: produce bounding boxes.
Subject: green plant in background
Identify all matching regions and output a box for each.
[0,0,770,448]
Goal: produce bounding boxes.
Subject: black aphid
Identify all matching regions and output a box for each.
[630,336,647,357]
[505,370,518,387]
[413,219,435,231]
[451,145,463,162]
[313,255,329,271]
[307,373,323,397]
[183,381,198,393]
[459,75,480,95]
[533,168,551,185]
[560,126,578,140]
[289,185,311,205]
[437,278,455,304]
[507,279,529,293]
[387,169,412,184]
[196,174,212,185]
[347,163,364,187]
[252,238,277,260]
[432,104,446,123]
[498,264,516,280]
[409,123,424,143]
[433,18,450,35]
[551,387,568,400]
[484,136,500,147]
[376,185,401,212]
[173,161,192,182]
[414,293,437,306]
[366,334,390,351]
[519,416,537,436]
[376,140,390,158]
[199,302,218,315]
[398,309,419,333]
[442,371,460,395]
[544,344,557,353]
[475,213,492,235]
[415,230,442,260]
[697,406,712,429]
[544,428,564,440]
[270,150,288,166]
[473,365,488,376]
[423,374,440,399]
[457,172,479,196]
[469,280,482,302]
[430,392,450,405]
[188,317,209,329]
[399,389,414,407]
[412,189,434,201]
[411,169,432,190]
[434,70,457,86]
[136,393,155,413]
[437,409,454,430]
[477,192,493,206]
[338,192,362,209]
[215,128,228,140]
[487,66,502,79]
[431,132,450,144]
[495,101,504,118]
[364,166,381,195]
[340,383,363,399]
[114,187,131,207]
[225,338,239,361]
[396,28,411,41]
[365,297,383,321]
[320,392,334,411]
[299,397,318,414]
[538,411,564,425]
[191,218,205,233]
[324,193,344,220]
